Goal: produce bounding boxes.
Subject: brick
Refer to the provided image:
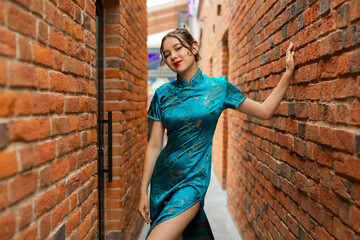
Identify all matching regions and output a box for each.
[18,35,32,61]
[68,171,81,194]
[349,49,360,73]
[333,152,360,180]
[0,24,16,57]
[63,56,79,75]
[314,145,333,167]
[320,35,331,57]
[10,171,37,204]
[0,182,8,210]
[50,72,69,92]
[66,97,81,113]
[330,175,351,200]
[52,117,70,136]
[19,144,35,171]
[70,192,77,211]
[39,165,51,187]
[37,20,48,44]
[318,226,334,240]
[349,0,360,22]
[53,224,66,240]
[66,209,80,236]
[0,59,6,85]
[320,185,339,214]
[350,206,360,233]
[33,42,53,68]
[35,183,65,216]
[0,211,16,240]
[319,126,332,146]
[16,92,32,116]
[58,0,74,17]
[332,77,356,99]
[37,67,49,90]
[85,0,95,18]
[39,213,50,238]
[51,94,65,114]
[80,195,93,220]
[0,149,18,179]
[0,92,16,117]
[14,223,37,240]
[66,134,81,152]
[305,123,319,142]
[336,104,350,124]
[51,157,70,183]
[45,1,63,30]
[31,93,52,115]
[319,56,339,78]
[51,198,70,229]
[81,162,93,184]
[18,201,32,230]
[7,2,36,37]
[0,0,3,24]
[306,83,321,100]
[305,160,320,181]
[79,213,92,239]
[0,123,9,150]
[309,180,319,201]
[30,0,42,15]
[9,61,37,88]
[334,217,355,240]
[351,102,360,125]
[331,128,354,153]
[78,178,93,203]
[50,27,66,52]
[34,140,56,165]
[39,117,51,139]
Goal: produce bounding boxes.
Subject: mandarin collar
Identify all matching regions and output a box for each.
[176,67,203,87]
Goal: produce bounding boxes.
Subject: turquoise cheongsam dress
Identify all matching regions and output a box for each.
[146,67,247,239]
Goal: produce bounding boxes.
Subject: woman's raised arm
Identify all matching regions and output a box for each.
[236,42,295,120]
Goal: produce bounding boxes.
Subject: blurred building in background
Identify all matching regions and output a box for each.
[147,0,201,101]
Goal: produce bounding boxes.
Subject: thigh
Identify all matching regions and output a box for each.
[147,201,200,240]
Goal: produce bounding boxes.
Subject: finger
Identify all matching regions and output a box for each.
[145,208,151,223]
[287,42,294,51]
[140,208,149,224]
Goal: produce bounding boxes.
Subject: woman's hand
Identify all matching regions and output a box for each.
[286,42,295,73]
[138,193,152,224]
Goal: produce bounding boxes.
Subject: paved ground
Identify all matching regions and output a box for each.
[138,167,243,240]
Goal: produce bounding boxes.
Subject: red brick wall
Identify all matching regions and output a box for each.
[0,0,98,239]
[0,0,147,239]
[212,34,231,189]
[103,0,148,239]
[200,0,360,239]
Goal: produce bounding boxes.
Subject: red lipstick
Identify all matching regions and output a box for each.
[174,60,182,66]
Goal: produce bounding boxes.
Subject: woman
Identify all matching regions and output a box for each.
[139,27,295,240]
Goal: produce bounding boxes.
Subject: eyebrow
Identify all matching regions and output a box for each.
[163,43,181,54]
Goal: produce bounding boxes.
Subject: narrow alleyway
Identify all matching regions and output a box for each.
[138,167,242,240]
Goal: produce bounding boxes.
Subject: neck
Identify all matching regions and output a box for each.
[178,63,199,83]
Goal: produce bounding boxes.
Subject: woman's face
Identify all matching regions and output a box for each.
[162,36,197,74]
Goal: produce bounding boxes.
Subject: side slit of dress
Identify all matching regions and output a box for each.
[145,199,202,239]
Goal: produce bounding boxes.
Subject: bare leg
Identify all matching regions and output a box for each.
[147,201,200,240]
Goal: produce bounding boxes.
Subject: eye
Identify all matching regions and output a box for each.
[164,54,170,58]
[176,46,183,51]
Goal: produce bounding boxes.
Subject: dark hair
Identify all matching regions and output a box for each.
[160,27,201,66]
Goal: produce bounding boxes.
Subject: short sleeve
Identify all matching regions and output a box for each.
[224,78,247,109]
[147,90,162,121]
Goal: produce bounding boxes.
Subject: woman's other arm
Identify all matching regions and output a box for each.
[138,120,164,223]
[236,42,295,120]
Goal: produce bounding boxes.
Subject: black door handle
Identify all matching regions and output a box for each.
[101,111,112,182]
